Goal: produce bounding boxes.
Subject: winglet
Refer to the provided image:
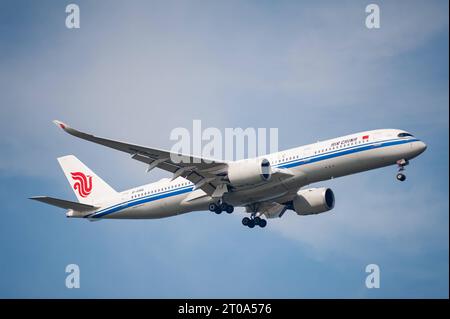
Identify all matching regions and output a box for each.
[53,120,69,131]
[52,120,86,139]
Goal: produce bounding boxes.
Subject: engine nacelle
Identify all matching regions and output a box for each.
[293,188,335,215]
[227,158,272,186]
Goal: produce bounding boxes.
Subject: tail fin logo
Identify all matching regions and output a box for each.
[70,172,93,198]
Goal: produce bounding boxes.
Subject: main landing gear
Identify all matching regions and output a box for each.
[241,215,267,228]
[396,159,409,182]
[208,202,234,214]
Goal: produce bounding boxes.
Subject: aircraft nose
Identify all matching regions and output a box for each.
[417,141,427,154]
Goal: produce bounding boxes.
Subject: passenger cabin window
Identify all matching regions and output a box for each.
[398,132,413,138]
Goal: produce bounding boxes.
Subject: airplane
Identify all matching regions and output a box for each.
[30,121,427,228]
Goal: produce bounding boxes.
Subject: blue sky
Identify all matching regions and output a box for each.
[0,0,448,298]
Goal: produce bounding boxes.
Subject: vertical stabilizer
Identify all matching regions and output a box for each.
[57,155,118,204]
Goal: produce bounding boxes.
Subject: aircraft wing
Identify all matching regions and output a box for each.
[53,120,228,195]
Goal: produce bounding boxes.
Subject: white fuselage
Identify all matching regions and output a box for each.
[73,129,426,220]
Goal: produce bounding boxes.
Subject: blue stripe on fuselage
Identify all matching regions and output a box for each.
[275,138,418,169]
[87,185,194,218]
[87,137,418,219]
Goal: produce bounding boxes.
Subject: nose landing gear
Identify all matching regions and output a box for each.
[396,159,409,182]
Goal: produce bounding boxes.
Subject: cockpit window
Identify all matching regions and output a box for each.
[398,132,414,138]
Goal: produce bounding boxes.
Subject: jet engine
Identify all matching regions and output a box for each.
[227,158,272,186]
[293,188,335,215]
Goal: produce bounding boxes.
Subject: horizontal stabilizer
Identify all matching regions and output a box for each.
[29,196,98,212]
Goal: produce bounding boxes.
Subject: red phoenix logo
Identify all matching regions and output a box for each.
[71,172,93,198]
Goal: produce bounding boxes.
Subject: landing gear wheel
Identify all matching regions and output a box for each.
[242,217,250,226]
[214,208,222,214]
[258,219,267,228]
[208,203,218,212]
[220,203,228,212]
[225,205,234,214]
[396,159,408,182]
[254,216,261,225]
[247,219,255,228]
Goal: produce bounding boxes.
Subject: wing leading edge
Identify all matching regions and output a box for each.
[52,120,228,195]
